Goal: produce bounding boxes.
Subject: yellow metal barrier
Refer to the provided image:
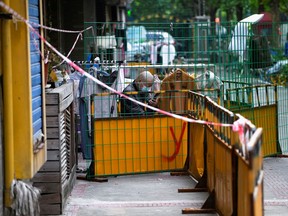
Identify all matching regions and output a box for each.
[214,135,233,215]
[91,89,264,215]
[239,106,277,156]
[187,123,204,180]
[236,128,264,215]
[226,84,278,156]
[93,116,187,176]
[206,98,234,216]
[186,91,206,180]
[183,92,263,216]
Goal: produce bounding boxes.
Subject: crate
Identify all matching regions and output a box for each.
[33,82,76,215]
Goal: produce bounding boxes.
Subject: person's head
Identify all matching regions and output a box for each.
[135,71,154,92]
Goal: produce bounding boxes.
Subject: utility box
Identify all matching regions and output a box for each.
[193,16,210,61]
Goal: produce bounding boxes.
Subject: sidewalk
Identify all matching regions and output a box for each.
[263,157,288,215]
[61,157,288,216]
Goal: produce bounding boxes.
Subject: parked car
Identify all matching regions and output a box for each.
[146,31,183,52]
[126,25,147,43]
[125,26,149,61]
[146,31,175,45]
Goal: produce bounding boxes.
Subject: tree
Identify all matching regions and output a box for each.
[131,0,288,23]
[130,0,197,23]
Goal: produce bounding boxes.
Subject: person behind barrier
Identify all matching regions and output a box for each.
[120,71,158,116]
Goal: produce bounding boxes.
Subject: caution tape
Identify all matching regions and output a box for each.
[0,1,252,140]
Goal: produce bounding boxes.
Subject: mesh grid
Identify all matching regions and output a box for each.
[77,20,288,174]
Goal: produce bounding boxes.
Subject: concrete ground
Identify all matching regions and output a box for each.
[63,172,216,216]
[263,157,288,215]
[58,156,288,216]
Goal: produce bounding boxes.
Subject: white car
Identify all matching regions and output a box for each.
[145,31,183,52]
[146,31,176,45]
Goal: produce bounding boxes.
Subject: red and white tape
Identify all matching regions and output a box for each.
[0,1,250,139]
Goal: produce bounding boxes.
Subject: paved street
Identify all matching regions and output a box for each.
[59,74,288,216]
[263,157,288,215]
[59,157,288,216]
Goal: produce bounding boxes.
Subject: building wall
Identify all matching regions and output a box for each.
[0,79,3,216]
[0,0,46,201]
[43,0,128,62]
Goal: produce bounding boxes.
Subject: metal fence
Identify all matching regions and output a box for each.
[78,19,288,156]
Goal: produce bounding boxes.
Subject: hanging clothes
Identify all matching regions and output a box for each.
[78,66,125,159]
[150,42,162,65]
[160,43,176,65]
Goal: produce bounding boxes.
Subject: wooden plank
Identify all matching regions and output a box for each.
[33,182,61,194]
[61,179,69,205]
[39,161,60,172]
[60,139,66,150]
[59,112,65,123]
[59,133,66,144]
[46,94,60,105]
[46,116,60,127]
[33,172,60,183]
[61,174,68,185]
[47,139,60,150]
[60,144,67,158]
[47,150,60,161]
[40,204,62,215]
[46,82,73,104]
[60,160,68,172]
[59,121,66,135]
[46,84,73,115]
[61,164,68,177]
[61,169,68,180]
[61,165,76,205]
[60,156,67,167]
[46,105,60,116]
[59,94,73,113]
[47,127,60,139]
[39,193,61,204]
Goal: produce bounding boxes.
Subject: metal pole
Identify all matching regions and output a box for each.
[1,0,15,207]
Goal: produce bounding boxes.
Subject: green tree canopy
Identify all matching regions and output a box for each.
[129,0,288,23]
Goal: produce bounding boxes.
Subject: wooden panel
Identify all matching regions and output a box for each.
[59,93,73,113]
[33,182,61,193]
[46,105,60,116]
[61,165,76,206]
[40,204,62,215]
[34,83,76,215]
[46,116,60,127]
[33,172,60,183]
[47,150,60,161]
[47,127,60,139]
[47,139,60,150]
[46,82,73,105]
[46,94,60,105]
[39,193,61,204]
[39,161,60,172]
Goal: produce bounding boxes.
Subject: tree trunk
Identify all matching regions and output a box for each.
[270,0,281,48]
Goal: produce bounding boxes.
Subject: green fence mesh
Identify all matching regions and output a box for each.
[78,20,288,163]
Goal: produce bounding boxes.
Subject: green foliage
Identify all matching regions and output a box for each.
[278,63,288,86]
[130,0,196,23]
[270,63,288,86]
[129,0,287,24]
[280,0,288,14]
